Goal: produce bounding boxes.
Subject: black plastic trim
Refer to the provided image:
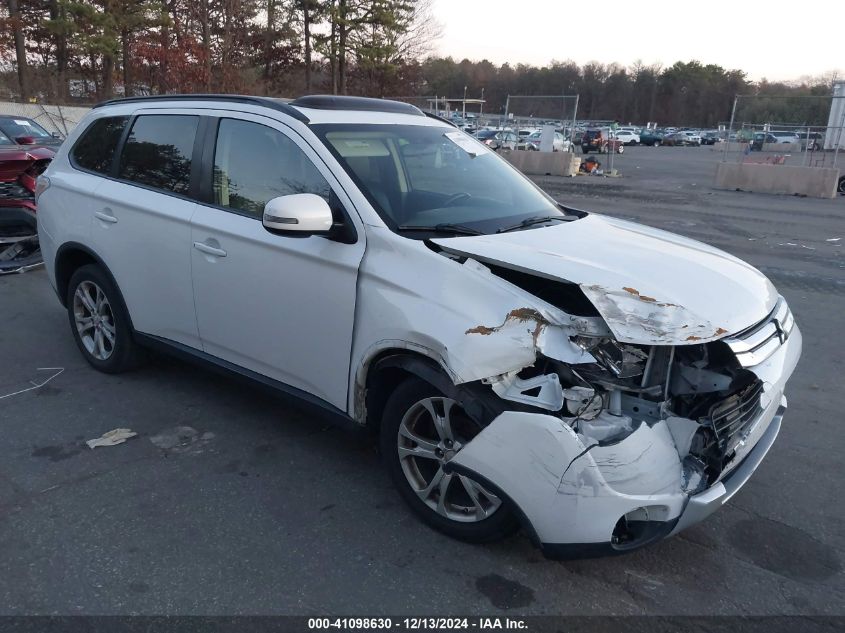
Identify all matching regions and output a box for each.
[423,111,458,127]
[290,95,423,116]
[539,517,680,560]
[92,94,310,123]
[133,333,358,430]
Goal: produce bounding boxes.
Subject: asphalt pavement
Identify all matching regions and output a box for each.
[0,146,843,615]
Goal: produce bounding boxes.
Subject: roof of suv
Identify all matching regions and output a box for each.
[92,94,433,127]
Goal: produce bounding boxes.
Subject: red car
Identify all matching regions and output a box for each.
[0,146,55,274]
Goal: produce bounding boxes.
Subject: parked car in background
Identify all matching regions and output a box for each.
[662,132,698,146]
[572,130,585,145]
[768,131,800,145]
[520,131,572,152]
[0,145,55,274]
[750,132,798,151]
[700,131,722,145]
[0,116,63,148]
[639,129,665,146]
[681,131,702,145]
[476,129,518,151]
[581,129,624,154]
[613,130,640,145]
[802,132,824,151]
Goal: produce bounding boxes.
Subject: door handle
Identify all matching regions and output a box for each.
[193,241,227,258]
[94,210,118,224]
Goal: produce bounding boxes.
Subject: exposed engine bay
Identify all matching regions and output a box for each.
[487,334,768,494]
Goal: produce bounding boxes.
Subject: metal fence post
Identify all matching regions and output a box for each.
[723,95,738,163]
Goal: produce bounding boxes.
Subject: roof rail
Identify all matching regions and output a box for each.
[91,94,310,123]
[289,95,424,116]
[423,111,457,127]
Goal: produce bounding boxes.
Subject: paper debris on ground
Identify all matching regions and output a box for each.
[86,428,138,449]
[826,238,841,242]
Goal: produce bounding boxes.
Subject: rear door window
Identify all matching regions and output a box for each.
[72,116,129,174]
[117,115,199,195]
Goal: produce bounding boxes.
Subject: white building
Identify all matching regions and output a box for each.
[824,81,845,150]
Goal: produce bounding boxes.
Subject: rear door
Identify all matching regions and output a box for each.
[189,113,365,410]
[87,110,202,348]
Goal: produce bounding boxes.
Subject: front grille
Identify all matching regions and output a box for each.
[708,379,764,455]
[724,297,794,368]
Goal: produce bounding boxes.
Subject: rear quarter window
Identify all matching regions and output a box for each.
[71,116,130,174]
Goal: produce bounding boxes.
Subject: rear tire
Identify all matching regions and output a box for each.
[66,264,144,373]
[380,377,519,543]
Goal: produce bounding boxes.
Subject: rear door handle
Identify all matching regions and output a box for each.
[193,241,227,258]
[94,210,118,223]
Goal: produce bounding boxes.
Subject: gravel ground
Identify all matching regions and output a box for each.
[0,145,843,615]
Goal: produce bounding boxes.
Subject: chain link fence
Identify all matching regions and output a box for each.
[720,94,844,169]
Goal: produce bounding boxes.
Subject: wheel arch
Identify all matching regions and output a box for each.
[54,243,134,331]
[356,346,505,434]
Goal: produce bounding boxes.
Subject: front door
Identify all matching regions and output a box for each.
[190,114,365,411]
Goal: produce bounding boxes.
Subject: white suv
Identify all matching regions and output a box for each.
[37,95,801,557]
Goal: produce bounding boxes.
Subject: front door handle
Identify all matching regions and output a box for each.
[193,241,227,258]
[94,210,118,224]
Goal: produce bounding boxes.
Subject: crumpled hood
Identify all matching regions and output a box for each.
[432,214,778,345]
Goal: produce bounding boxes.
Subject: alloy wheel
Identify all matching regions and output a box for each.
[397,397,502,522]
[73,280,116,361]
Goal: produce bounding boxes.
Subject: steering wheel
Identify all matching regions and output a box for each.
[442,192,472,207]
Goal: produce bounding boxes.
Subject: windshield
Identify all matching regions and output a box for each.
[313,123,569,235]
[0,118,52,139]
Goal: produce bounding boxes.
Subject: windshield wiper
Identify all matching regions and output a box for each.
[496,215,569,233]
[397,223,484,236]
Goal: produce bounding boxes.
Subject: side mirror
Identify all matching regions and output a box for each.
[262,193,333,235]
[50,132,63,139]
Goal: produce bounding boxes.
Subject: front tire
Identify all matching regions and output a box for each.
[380,378,519,543]
[67,264,144,373]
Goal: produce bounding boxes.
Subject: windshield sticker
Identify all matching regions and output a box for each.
[444,131,488,157]
[14,119,31,126]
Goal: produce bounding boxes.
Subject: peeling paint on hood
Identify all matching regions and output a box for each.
[432,214,778,345]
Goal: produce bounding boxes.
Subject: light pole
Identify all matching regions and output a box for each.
[480,87,484,120]
[463,85,467,120]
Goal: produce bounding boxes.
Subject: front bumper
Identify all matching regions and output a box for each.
[449,325,801,558]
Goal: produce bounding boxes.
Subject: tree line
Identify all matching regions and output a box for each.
[0,0,839,127]
[0,0,438,101]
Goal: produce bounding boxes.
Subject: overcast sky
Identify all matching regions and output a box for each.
[430,0,844,82]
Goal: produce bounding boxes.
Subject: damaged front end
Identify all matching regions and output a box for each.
[0,147,54,275]
[450,288,800,556]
